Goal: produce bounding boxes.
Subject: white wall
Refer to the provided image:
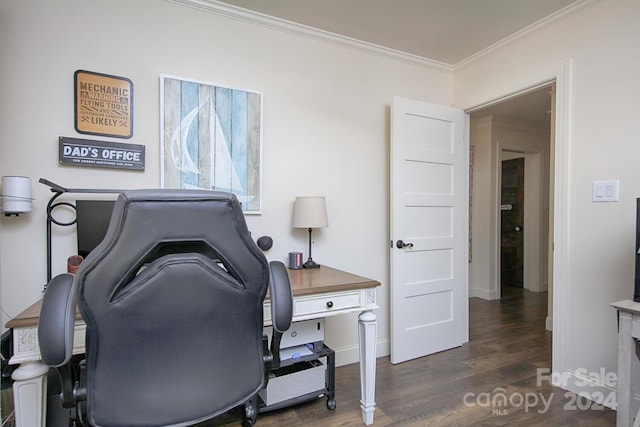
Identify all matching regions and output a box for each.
[469,117,499,299]
[456,0,640,400]
[0,0,452,365]
[5,0,635,399]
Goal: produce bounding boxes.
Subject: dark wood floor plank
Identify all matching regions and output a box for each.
[250,286,615,426]
[2,286,615,426]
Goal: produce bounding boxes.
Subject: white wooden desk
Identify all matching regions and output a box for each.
[7,266,380,426]
[611,299,640,426]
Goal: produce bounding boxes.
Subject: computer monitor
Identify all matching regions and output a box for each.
[76,200,116,258]
[635,198,640,302]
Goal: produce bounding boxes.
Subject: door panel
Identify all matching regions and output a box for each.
[405,206,453,238]
[405,161,453,194]
[390,96,469,364]
[501,157,525,288]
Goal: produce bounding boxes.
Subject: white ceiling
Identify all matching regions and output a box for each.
[217,0,578,65]
[215,0,565,128]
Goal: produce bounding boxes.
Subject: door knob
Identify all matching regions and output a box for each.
[396,240,414,249]
[515,225,522,232]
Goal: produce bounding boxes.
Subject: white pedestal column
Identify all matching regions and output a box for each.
[12,361,49,427]
[358,309,377,425]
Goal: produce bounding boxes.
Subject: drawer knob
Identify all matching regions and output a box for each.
[326,301,334,308]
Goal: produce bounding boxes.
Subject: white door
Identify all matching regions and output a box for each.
[390,96,469,364]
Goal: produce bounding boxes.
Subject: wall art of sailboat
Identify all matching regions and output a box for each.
[161,75,262,213]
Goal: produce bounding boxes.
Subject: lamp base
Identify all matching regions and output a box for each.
[303,258,320,269]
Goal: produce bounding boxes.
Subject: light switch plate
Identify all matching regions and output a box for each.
[592,180,619,202]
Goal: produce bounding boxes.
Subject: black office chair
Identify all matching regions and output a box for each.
[38,190,293,427]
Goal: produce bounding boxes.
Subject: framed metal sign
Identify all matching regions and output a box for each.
[75,70,133,138]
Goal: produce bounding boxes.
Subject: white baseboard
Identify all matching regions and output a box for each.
[469,287,499,300]
[332,338,390,367]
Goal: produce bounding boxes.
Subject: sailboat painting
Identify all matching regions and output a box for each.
[160,75,262,213]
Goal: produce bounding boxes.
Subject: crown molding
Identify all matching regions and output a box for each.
[166,0,601,73]
[165,0,453,71]
[454,0,603,70]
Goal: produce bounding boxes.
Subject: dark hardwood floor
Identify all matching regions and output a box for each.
[234,286,616,426]
[2,287,617,426]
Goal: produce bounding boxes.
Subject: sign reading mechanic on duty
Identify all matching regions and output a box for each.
[59,137,145,171]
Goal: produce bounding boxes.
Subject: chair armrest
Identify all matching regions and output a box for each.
[38,273,77,367]
[268,261,292,333]
[267,261,292,370]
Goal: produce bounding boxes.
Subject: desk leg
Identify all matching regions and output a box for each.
[358,310,377,425]
[11,361,49,427]
[617,310,640,427]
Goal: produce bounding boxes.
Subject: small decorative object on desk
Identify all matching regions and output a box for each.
[289,252,303,270]
[67,255,83,274]
[257,235,273,251]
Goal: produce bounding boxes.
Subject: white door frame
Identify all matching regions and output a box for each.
[461,60,572,384]
[521,150,545,293]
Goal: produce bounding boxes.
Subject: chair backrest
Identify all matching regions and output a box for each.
[76,189,269,427]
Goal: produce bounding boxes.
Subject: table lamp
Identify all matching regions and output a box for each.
[292,196,328,269]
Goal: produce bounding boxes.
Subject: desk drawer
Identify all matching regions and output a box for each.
[263,289,366,324]
[294,291,361,316]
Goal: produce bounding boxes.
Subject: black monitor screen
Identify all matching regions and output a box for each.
[76,200,116,258]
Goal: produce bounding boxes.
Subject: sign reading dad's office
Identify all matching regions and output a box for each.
[59,137,145,171]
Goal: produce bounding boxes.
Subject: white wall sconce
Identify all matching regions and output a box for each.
[1,176,32,216]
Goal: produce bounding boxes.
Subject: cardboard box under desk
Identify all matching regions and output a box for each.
[259,359,325,406]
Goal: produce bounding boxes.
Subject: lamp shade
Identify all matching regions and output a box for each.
[292,196,328,229]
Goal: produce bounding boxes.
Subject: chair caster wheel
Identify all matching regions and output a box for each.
[327,398,336,410]
[243,398,257,426]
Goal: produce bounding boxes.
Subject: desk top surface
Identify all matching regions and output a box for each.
[611,299,640,314]
[286,265,380,296]
[6,265,380,329]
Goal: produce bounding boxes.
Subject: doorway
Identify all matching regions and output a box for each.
[468,83,553,317]
[501,155,525,288]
